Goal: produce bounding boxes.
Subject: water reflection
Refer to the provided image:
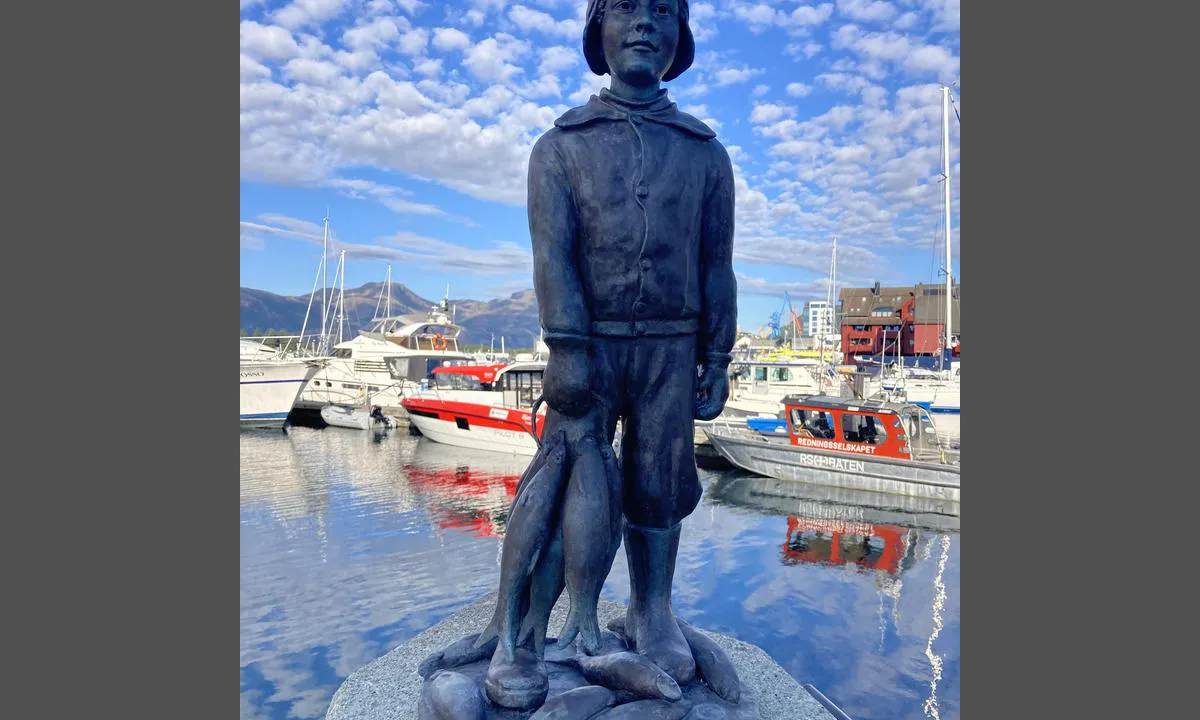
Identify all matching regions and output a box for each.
[240,429,958,720]
[402,440,524,539]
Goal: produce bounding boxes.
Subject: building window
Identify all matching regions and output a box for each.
[754,367,768,382]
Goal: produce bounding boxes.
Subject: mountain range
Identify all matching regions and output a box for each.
[240,282,543,349]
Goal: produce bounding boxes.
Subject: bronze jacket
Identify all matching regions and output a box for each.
[528,88,737,365]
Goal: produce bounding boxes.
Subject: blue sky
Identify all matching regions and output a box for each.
[240,0,960,332]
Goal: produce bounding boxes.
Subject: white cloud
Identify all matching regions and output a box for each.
[790,3,835,26]
[272,0,350,31]
[241,21,301,61]
[393,0,426,13]
[836,0,896,23]
[241,0,962,291]
[240,229,265,250]
[325,177,450,217]
[832,25,959,80]
[924,0,960,32]
[750,103,796,124]
[567,71,608,104]
[690,2,719,42]
[432,27,472,52]
[397,27,429,56]
[733,3,782,30]
[735,272,832,298]
[241,53,272,82]
[538,46,578,75]
[355,233,533,276]
[904,44,958,78]
[715,66,764,86]
[817,72,872,93]
[463,34,531,83]
[413,57,443,77]
[341,17,402,51]
[282,58,344,86]
[507,5,582,39]
[786,82,812,97]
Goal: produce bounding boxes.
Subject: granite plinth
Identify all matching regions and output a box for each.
[326,593,835,720]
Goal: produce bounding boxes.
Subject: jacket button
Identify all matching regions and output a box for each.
[640,258,652,270]
[634,301,647,314]
[636,183,649,199]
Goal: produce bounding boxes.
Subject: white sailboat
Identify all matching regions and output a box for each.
[294,266,475,416]
[877,87,961,444]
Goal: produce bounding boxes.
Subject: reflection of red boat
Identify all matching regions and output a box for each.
[402,439,525,538]
[402,362,548,455]
[781,516,914,574]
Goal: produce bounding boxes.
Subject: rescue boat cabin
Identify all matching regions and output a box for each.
[429,361,546,406]
[430,363,508,391]
[781,395,943,463]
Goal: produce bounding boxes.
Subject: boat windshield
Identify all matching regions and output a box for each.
[788,408,836,439]
[500,370,544,409]
[839,413,888,446]
[435,373,484,391]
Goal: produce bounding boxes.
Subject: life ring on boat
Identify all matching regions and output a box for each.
[432,333,447,350]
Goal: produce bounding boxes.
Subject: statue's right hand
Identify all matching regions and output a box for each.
[542,345,591,417]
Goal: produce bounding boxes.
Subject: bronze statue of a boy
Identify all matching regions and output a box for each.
[460,0,738,711]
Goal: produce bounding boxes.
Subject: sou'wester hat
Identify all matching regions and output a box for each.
[583,0,694,82]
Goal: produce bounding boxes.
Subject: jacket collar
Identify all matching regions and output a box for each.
[554,90,716,140]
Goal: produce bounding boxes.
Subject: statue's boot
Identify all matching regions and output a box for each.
[484,642,548,710]
[622,522,697,686]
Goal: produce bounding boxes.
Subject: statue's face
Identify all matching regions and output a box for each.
[601,0,679,86]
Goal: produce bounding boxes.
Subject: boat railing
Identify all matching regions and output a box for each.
[712,414,772,442]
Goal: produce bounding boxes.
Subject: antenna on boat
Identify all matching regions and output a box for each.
[941,85,954,376]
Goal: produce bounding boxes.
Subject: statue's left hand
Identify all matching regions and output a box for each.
[694,364,730,421]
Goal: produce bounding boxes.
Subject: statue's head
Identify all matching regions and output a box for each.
[583,0,694,85]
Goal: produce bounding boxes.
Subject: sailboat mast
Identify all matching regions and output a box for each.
[322,213,330,350]
[942,86,953,361]
[338,250,346,344]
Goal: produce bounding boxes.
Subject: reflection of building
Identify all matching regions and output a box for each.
[839,282,960,364]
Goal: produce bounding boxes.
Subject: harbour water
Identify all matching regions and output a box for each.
[241,427,960,720]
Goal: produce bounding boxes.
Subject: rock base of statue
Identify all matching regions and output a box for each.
[325,593,837,720]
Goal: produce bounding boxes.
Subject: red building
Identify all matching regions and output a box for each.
[839,282,960,364]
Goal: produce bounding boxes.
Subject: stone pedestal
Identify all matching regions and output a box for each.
[326,593,836,720]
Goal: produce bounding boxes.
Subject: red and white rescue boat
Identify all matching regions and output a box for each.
[400,361,548,455]
[705,394,960,506]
